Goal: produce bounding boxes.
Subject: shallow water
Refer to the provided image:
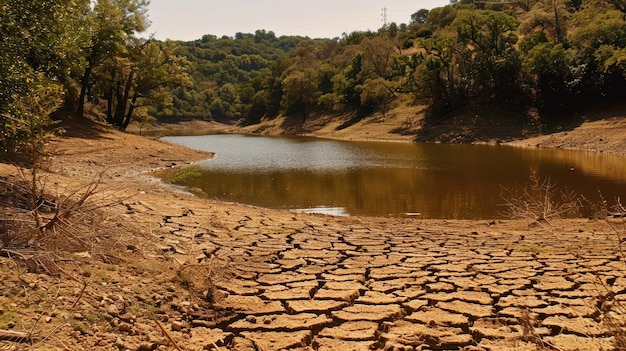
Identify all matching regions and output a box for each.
[162,134,626,219]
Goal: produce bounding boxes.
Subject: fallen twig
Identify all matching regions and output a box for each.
[152,315,182,351]
[0,249,28,260]
[70,279,89,310]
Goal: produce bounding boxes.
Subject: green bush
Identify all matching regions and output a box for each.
[162,164,203,184]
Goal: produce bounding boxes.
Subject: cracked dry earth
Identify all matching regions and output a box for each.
[4,121,626,351]
[159,206,625,351]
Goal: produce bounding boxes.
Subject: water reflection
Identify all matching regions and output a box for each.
[162,134,626,219]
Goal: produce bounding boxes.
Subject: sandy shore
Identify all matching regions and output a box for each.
[1,114,626,350]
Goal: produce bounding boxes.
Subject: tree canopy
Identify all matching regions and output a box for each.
[0,0,191,145]
[159,0,625,125]
[1,0,625,149]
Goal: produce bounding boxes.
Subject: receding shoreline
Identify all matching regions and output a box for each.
[2,112,626,350]
[132,102,626,156]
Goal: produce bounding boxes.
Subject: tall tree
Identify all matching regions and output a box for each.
[97,40,192,130]
[522,41,571,110]
[454,10,521,98]
[520,0,569,44]
[280,40,321,123]
[411,9,430,24]
[76,0,149,117]
[418,35,461,109]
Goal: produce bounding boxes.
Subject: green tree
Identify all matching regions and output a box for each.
[426,5,464,29]
[99,41,192,130]
[522,41,571,110]
[281,70,318,123]
[77,0,149,117]
[454,10,521,99]
[0,0,86,160]
[280,40,321,123]
[359,78,396,117]
[418,36,460,108]
[569,9,626,57]
[568,8,626,100]
[327,52,366,111]
[520,0,569,44]
[411,9,430,24]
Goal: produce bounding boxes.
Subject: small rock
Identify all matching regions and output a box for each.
[106,304,120,316]
[118,322,133,333]
[137,342,157,351]
[74,251,92,259]
[171,320,184,331]
[115,337,125,348]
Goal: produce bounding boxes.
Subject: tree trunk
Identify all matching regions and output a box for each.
[77,64,92,117]
[113,70,134,128]
[112,80,123,126]
[106,86,114,123]
[106,69,116,123]
[121,91,139,131]
[552,0,563,44]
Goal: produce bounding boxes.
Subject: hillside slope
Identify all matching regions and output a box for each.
[139,102,626,155]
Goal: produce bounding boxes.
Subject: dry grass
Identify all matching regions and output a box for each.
[177,255,233,305]
[499,169,581,226]
[0,162,146,277]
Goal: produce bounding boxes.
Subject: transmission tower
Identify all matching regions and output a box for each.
[381,7,388,27]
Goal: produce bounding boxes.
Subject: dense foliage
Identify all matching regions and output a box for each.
[165,0,626,125]
[0,0,190,160]
[163,31,312,122]
[0,0,85,160]
[1,0,625,152]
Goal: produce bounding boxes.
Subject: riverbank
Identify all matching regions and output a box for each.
[1,110,626,350]
[135,102,626,155]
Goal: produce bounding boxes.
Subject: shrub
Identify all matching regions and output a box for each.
[499,169,581,225]
[162,164,203,184]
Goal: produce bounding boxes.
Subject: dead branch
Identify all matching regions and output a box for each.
[0,329,37,343]
[499,169,580,226]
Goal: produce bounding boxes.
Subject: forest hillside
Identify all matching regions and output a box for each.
[157,0,626,133]
[2,0,626,160]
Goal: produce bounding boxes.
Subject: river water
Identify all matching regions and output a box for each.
[162,134,626,219]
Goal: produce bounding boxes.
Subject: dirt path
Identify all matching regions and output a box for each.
[1,114,626,350]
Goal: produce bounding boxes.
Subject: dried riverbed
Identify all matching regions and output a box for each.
[162,208,623,350]
[2,115,626,350]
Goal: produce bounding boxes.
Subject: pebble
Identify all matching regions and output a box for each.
[171,320,184,331]
[106,304,120,316]
[118,322,133,333]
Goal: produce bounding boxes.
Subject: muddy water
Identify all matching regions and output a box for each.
[162,134,626,219]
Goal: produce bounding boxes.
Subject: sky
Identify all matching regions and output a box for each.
[146,0,451,41]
